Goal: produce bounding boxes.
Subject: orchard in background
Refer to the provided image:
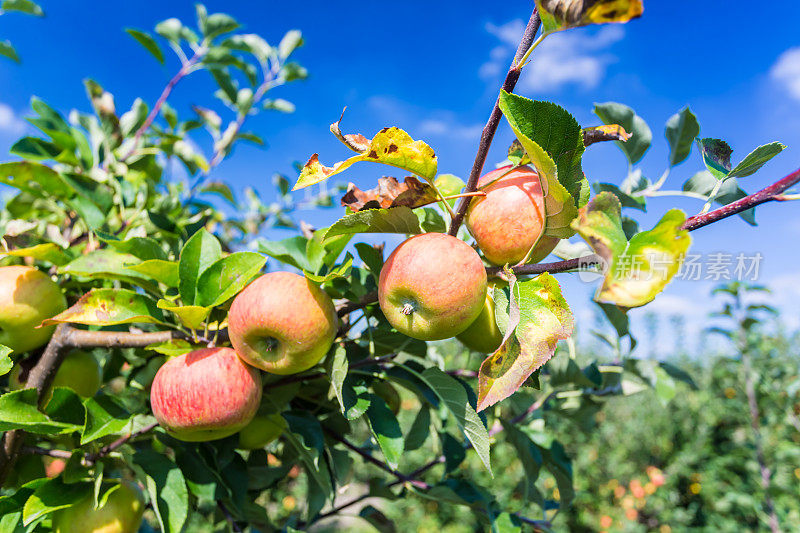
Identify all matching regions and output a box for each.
[0,1,797,532]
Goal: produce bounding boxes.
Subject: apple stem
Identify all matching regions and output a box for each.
[401,303,415,316]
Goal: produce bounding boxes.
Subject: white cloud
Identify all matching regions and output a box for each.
[770,47,800,100]
[419,118,482,140]
[481,21,625,93]
[0,103,26,135]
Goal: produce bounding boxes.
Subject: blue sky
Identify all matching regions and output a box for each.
[1,1,799,355]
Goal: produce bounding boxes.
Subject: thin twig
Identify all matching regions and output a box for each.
[120,48,206,162]
[448,8,541,236]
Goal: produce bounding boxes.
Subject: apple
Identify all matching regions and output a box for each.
[465,165,559,265]
[378,233,487,341]
[0,266,66,353]
[238,413,287,450]
[373,381,401,414]
[456,280,507,353]
[228,272,338,375]
[52,480,144,533]
[150,347,262,442]
[10,350,102,398]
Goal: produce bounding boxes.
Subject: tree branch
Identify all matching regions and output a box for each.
[682,167,800,232]
[448,8,541,236]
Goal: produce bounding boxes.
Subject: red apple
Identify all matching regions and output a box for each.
[0,266,66,353]
[465,165,559,265]
[456,280,507,353]
[52,480,144,533]
[378,233,487,340]
[150,347,261,442]
[228,272,338,375]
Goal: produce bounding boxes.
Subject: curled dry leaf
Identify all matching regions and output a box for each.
[330,108,370,153]
[340,176,439,211]
[582,124,631,147]
[537,0,643,33]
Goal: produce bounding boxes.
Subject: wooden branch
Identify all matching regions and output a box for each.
[448,8,542,236]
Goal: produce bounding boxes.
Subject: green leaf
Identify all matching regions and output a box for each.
[81,394,134,445]
[327,345,348,413]
[571,192,692,308]
[592,182,645,211]
[501,423,542,502]
[178,229,222,305]
[22,479,91,526]
[541,441,574,506]
[156,300,211,330]
[125,29,164,64]
[1,0,43,16]
[199,181,236,205]
[262,98,295,113]
[132,449,188,533]
[278,29,303,59]
[355,243,384,275]
[325,207,422,240]
[59,249,157,289]
[0,388,84,434]
[665,107,699,166]
[304,253,353,284]
[417,367,491,473]
[499,91,586,209]
[594,102,652,164]
[1,243,72,266]
[728,141,786,179]
[155,18,184,43]
[0,161,72,199]
[479,273,573,410]
[127,259,180,287]
[366,394,404,470]
[293,127,437,191]
[145,339,199,358]
[283,412,333,497]
[0,345,12,377]
[696,138,733,180]
[95,232,166,261]
[536,0,642,34]
[43,289,167,327]
[201,13,240,40]
[341,379,372,420]
[195,252,266,307]
[258,236,313,271]
[0,40,19,62]
[417,207,446,233]
[404,404,430,451]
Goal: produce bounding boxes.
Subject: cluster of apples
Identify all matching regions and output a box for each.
[2,165,549,449]
[150,165,551,443]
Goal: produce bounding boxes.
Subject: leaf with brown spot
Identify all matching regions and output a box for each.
[330,109,370,153]
[537,0,643,34]
[582,124,631,147]
[478,272,573,411]
[293,127,438,191]
[340,176,439,211]
[42,289,167,327]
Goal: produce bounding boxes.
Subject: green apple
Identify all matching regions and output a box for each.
[378,233,487,341]
[466,165,559,265]
[10,350,102,398]
[456,281,507,353]
[228,272,338,375]
[0,266,66,353]
[150,347,262,442]
[373,381,401,414]
[238,413,287,450]
[52,480,145,533]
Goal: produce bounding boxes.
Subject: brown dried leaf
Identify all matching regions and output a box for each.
[340,176,439,211]
[582,124,631,147]
[330,108,371,153]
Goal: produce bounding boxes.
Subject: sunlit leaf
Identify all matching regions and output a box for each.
[293,127,437,190]
[571,192,692,308]
[594,102,652,164]
[1,243,71,266]
[324,207,422,240]
[536,0,643,34]
[125,29,164,64]
[665,107,699,166]
[157,300,210,330]
[43,289,167,326]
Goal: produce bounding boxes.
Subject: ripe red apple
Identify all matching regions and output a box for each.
[150,347,262,442]
[465,165,559,265]
[228,272,338,375]
[238,413,287,450]
[0,266,66,353]
[456,280,507,353]
[10,350,102,398]
[52,480,144,533]
[378,233,487,340]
